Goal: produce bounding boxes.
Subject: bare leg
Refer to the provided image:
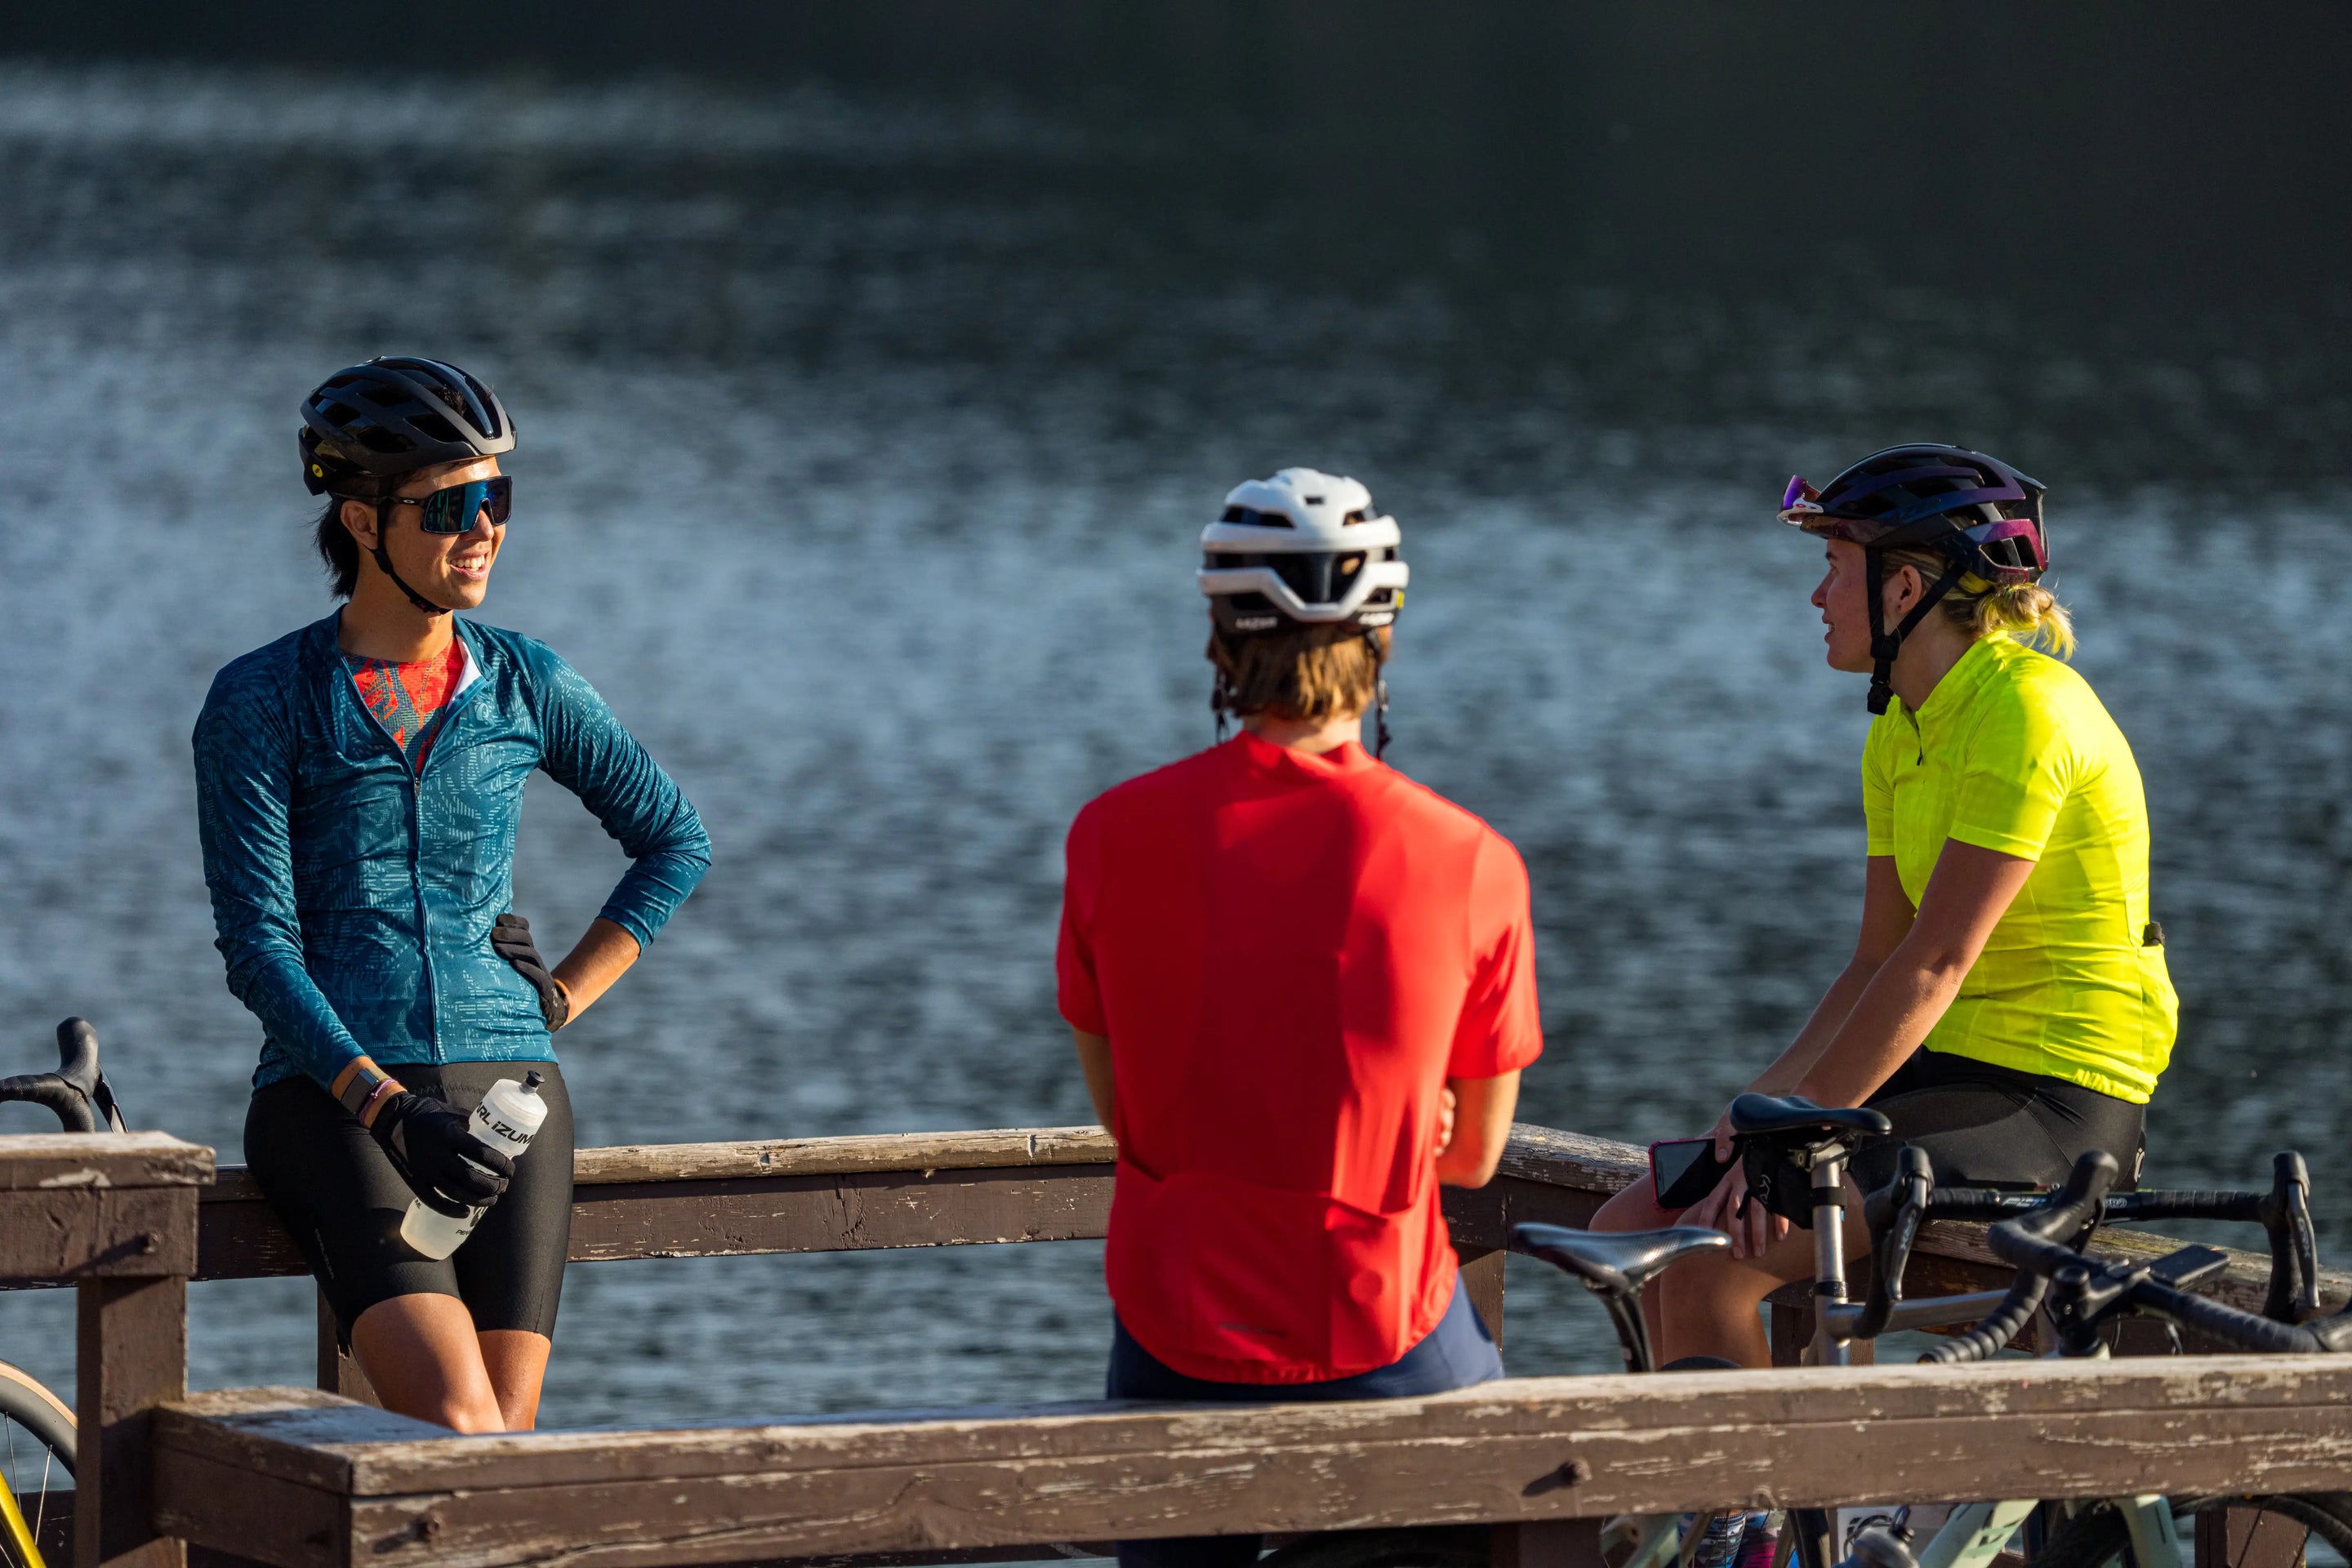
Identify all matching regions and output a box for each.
[478,1330,552,1430]
[1654,1179,1874,1366]
[1589,1182,1677,1361]
[350,1294,506,1431]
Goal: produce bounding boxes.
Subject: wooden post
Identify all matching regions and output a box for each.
[78,1276,187,1568]
[314,1291,379,1407]
[1459,1246,1507,1346]
[0,1133,211,1568]
[1769,1300,1811,1366]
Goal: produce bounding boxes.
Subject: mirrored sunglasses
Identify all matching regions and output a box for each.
[394,475,513,534]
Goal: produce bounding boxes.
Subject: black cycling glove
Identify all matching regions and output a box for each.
[492,912,570,1031]
[370,1092,515,1217]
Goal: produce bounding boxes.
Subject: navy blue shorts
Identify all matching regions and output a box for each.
[1107,1280,1503,1568]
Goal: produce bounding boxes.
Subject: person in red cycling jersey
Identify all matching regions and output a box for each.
[1057,467,1544,1568]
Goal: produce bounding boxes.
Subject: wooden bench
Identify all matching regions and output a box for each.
[154,1358,2352,1568]
[6,1122,2345,1568]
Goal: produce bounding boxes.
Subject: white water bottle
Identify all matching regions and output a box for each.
[399,1071,548,1261]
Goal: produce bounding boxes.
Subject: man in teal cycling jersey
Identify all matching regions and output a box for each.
[194,357,709,1430]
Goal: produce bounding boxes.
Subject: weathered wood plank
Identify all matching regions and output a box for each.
[568,1166,1115,1263]
[151,1450,343,1568]
[154,1363,2352,1568]
[0,1134,213,1192]
[1490,1126,1644,1196]
[161,1356,2352,1494]
[573,1129,1120,1185]
[198,1160,1571,1281]
[0,1187,199,1282]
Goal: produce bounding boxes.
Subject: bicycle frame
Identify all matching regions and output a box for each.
[1911,1494,2180,1568]
[0,1474,48,1568]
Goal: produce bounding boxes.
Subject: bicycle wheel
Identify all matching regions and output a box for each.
[2034,1494,2352,1568]
[1259,1526,1492,1568]
[0,1360,74,1568]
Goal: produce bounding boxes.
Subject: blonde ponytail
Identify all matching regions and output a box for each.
[1882,546,2076,659]
[1969,578,2074,657]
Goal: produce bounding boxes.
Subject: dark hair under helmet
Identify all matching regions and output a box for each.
[1780,444,2049,715]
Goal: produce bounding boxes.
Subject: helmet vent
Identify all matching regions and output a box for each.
[1344,509,1370,524]
[355,426,415,454]
[1221,506,1293,528]
[408,412,461,443]
[1303,496,1325,506]
[322,401,359,425]
[360,387,408,408]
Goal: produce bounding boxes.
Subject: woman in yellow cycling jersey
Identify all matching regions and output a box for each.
[1595,444,2176,1366]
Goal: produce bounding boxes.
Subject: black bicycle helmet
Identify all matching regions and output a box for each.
[1780,443,2050,715]
[301,356,514,498]
[300,357,516,614]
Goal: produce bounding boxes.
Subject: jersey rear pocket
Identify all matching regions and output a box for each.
[1105,1160,1448,1379]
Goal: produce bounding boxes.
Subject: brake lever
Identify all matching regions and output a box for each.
[1855,1146,1933,1339]
[2258,1152,2319,1322]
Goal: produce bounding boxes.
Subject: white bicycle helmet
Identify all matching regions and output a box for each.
[1198,467,1408,635]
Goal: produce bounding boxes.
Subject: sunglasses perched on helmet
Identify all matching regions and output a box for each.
[385,475,513,534]
[1779,475,1824,522]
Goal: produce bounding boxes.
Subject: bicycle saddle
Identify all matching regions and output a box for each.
[1728,1093,1891,1143]
[1512,1223,1730,1295]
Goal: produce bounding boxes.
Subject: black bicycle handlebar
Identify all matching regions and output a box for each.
[2118,1272,2318,1354]
[0,1019,127,1134]
[1987,1152,2351,1356]
[1916,1271,2051,1363]
[1857,1142,2321,1356]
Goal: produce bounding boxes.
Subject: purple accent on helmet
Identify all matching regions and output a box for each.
[1781,475,1817,510]
[1964,516,2047,572]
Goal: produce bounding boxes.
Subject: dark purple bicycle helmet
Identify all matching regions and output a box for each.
[1780,444,2050,715]
[299,356,516,616]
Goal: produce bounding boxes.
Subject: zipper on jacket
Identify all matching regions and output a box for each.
[336,626,492,1068]
[410,632,494,1065]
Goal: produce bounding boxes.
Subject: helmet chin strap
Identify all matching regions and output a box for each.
[1864,549,1964,715]
[1365,628,1391,759]
[370,502,455,617]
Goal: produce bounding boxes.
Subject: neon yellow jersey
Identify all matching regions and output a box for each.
[1863,635,2177,1104]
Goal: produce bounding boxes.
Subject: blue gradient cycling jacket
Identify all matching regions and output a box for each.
[194,614,711,1090]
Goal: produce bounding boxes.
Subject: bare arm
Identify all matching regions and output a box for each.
[1686,844,2031,1254]
[552,916,642,1022]
[1071,1028,1116,1135]
[1788,840,2034,1107]
[1434,1071,1520,1188]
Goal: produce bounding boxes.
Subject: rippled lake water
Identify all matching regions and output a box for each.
[1,60,2349,1425]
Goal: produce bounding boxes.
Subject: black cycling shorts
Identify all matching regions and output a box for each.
[245,1061,574,1343]
[1847,1048,2146,1196]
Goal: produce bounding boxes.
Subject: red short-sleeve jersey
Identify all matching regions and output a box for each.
[1058,731,1544,1383]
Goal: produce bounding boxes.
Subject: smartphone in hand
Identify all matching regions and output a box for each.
[1650,1136,1736,1210]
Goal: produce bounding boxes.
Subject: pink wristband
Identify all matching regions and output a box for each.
[359,1076,399,1121]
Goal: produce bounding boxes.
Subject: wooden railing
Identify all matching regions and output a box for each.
[6,1123,2347,1568]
